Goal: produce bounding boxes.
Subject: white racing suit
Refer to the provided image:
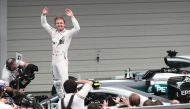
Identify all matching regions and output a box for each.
[41,14,80,98]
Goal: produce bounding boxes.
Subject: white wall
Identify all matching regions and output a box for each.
[7,0,190,91]
[0,0,7,76]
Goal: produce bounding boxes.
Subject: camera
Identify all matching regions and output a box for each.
[23,64,38,80]
[10,64,38,89]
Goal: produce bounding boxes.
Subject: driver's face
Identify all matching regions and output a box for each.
[55,19,65,31]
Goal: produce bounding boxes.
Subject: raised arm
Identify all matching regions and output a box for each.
[41,7,53,34]
[76,80,93,85]
[76,80,92,99]
[65,8,80,37]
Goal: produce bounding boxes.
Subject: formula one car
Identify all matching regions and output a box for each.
[100,50,190,98]
[42,50,190,108]
[142,50,190,95]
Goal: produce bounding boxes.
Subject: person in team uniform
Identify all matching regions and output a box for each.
[41,7,80,98]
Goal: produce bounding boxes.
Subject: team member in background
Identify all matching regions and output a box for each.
[41,7,80,98]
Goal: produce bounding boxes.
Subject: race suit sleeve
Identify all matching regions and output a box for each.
[41,14,53,35]
[68,16,80,38]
